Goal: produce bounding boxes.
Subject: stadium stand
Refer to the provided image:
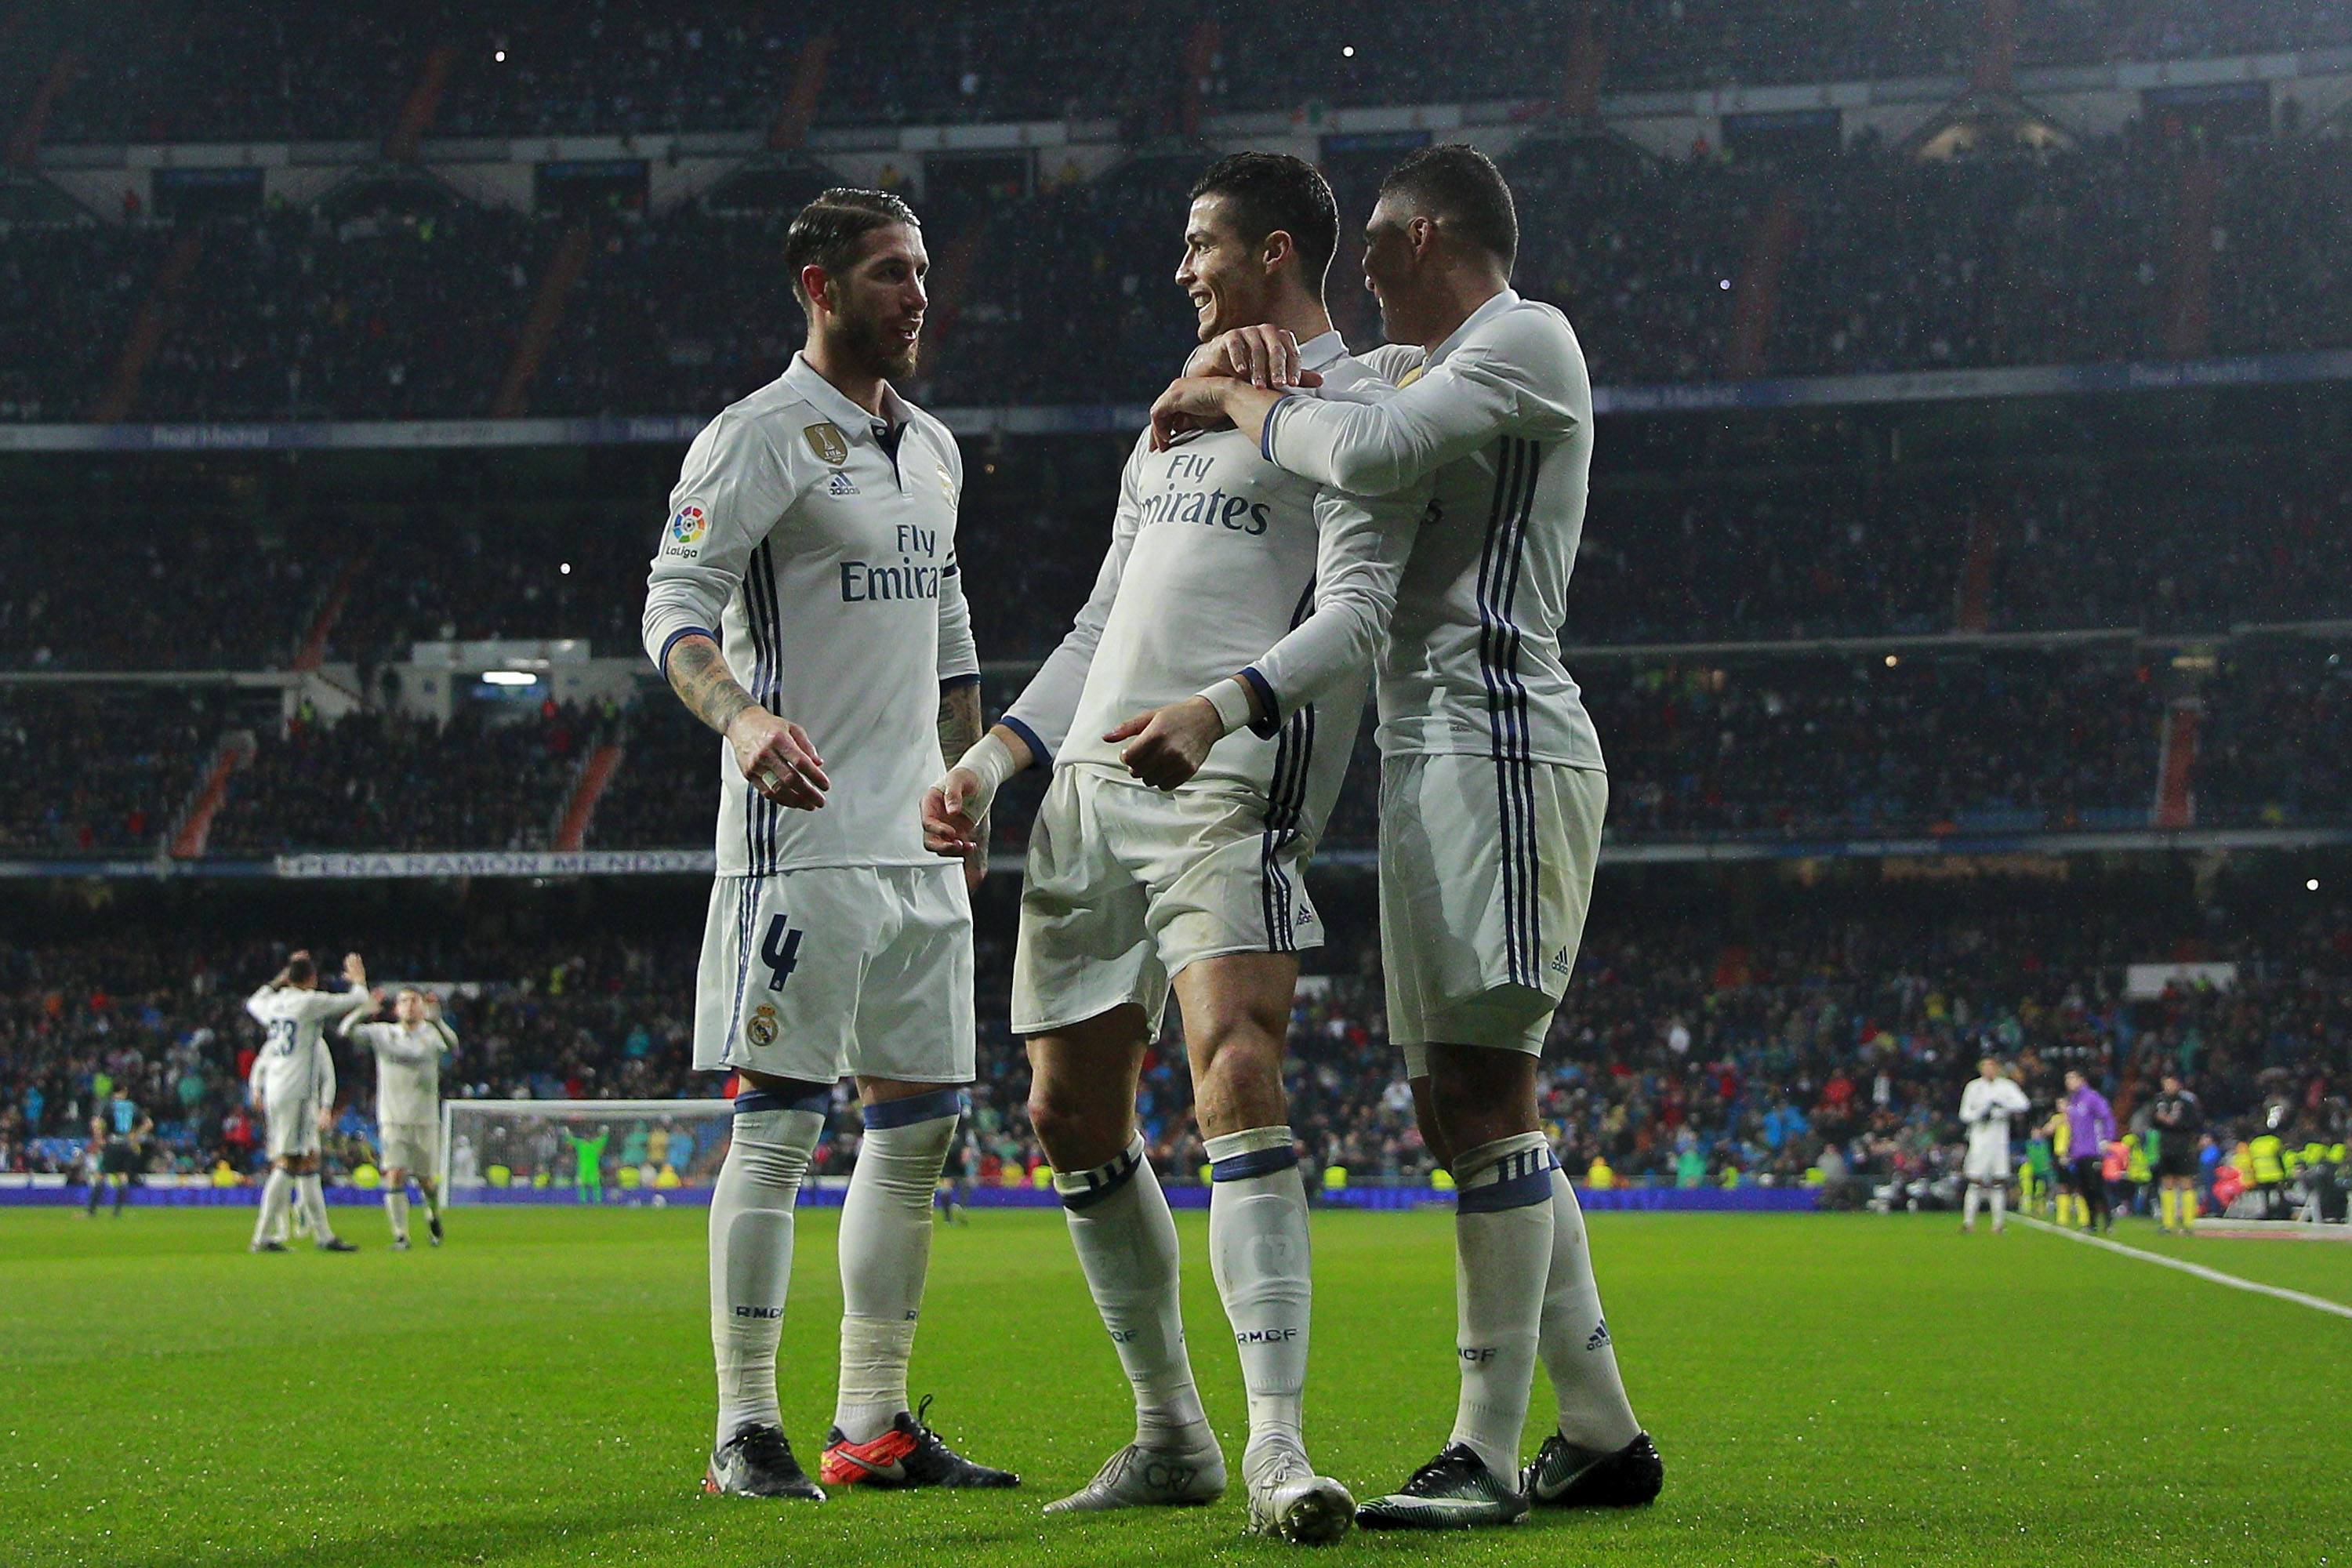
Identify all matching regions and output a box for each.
[14,1,2352,147]
[20,133,2352,422]
[7,637,2343,859]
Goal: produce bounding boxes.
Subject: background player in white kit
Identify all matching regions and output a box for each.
[1958,1056,2031,1233]
[641,188,1015,1504]
[343,987,454,1249]
[245,950,371,1254]
[928,153,1425,1544]
[1151,145,1661,1528]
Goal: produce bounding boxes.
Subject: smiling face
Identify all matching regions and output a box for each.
[394,989,427,1025]
[808,221,929,381]
[1175,193,1274,343]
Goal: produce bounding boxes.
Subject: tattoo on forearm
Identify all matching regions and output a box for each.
[667,637,757,736]
[938,681,983,770]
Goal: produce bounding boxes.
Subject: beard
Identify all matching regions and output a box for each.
[832,307,920,383]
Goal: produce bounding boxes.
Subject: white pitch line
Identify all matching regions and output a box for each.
[2015,1215,2352,1320]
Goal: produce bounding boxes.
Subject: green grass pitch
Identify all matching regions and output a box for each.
[5,1205,2347,1567]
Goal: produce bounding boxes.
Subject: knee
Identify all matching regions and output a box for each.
[1026,1084,1116,1166]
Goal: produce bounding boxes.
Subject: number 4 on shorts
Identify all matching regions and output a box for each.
[760,915,804,991]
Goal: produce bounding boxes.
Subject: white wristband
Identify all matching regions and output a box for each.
[1197,677,1256,738]
[945,731,1018,820]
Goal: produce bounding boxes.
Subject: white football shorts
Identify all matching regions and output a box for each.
[1013,765,1321,1037]
[1964,1135,2013,1184]
[378,1121,439,1176]
[263,1098,321,1161]
[693,862,975,1085]
[1380,754,1606,1070]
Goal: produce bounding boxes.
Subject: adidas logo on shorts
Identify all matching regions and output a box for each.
[1586,1319,1612,1352]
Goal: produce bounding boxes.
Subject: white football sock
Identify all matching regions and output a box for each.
[1205,1125,1312,1476]
[296,1173,334,1243]
[1990,1186,2006,1227]
[1450,1133,1554,1480]
[835,1087,962,1444]
[384,1189,409,1243]
[1055,1134,1210,1450]
[1963,1184,1981,1229]
[1535,1166,1642,1453]
[710,1095,825,1451]
[252,1168,292,1247]
[416,1179,441,1220]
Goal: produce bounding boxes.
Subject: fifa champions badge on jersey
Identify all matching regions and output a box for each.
[669,503,708,546]
[935,462,956,505]
[803,422,850,466]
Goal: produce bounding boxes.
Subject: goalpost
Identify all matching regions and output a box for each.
[438,1099,736,1206]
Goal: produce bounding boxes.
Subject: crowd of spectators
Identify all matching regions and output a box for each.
[22,132,2352,423]
[5,880,2343,1207]
[0,688,252,855]
[208,699,604,853]
[1588,651,2169,839]
[8,637,2347,859]
[15,1,2352,150]
[16,426,2342,681]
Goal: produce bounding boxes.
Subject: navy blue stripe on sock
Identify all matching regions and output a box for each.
[862,1086,967,1129]
[1058,1147,1142,1210]
[1458,1165,1555,1214]
[1210,1145,1299,1182]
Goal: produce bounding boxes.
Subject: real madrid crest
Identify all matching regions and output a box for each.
[935,462,956,506]
[803,422,850,466]
[747,1003,779,1048]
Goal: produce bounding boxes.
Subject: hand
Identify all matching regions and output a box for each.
[960,837,986,897]
[727,708,829,809]
[342,952,366,988]
[1185,325,1326,390]
[315,1107,332,1134]
[1104,695,1222,789]
[922,768,986,858]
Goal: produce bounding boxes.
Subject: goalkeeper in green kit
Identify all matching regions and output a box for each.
[563,1123,610,1204]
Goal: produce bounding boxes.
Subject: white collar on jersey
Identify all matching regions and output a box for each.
[783,351,910,442]
[1295,329,1348,372]
[1424,287,1521,369]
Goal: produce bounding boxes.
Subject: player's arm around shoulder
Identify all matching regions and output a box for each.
[1230,474,1426,742]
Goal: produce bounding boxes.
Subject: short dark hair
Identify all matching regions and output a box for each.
[285,953,316,985]
[1377,143,1518,270]
[1189,152,1339,292]
[783,187,920,316]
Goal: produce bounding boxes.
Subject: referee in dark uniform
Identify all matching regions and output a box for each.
[2149,1073,2203,1234]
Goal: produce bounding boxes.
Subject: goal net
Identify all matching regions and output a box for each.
[437,1099,736,1205]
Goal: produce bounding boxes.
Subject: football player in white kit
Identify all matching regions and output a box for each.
[1149,145,1661,1527]
[1958,1056,2031,1233]
[342,987,454,1249]
[245,950,372,1254]
[927,153,1425,1544]
[641,188,1016,1504]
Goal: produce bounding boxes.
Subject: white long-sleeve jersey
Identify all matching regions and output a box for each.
[1959,1076,2031,1155]
[245,985,367,1114]
[342,1015,454,1127]
[1261,289,1604,771]
[641,354,980,876]
[1003,334,1425,838]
